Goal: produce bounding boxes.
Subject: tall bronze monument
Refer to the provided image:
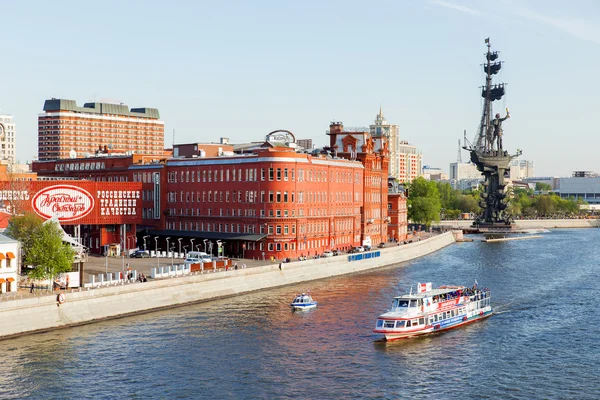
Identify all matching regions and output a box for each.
[464,38,521,230]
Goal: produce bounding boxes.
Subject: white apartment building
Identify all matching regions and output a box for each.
[509,159,535,179]
[0,114,16,164]
[449,162,480,181]
[449,162,481,190]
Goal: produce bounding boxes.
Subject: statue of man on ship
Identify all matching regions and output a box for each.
[492,109,510,151]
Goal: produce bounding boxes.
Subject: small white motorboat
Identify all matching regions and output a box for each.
[290,293,317,311]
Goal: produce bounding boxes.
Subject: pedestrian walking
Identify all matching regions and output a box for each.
[30,282,34,294]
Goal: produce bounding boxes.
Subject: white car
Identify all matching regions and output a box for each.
[356,246,365,252]
[322,251,334,257]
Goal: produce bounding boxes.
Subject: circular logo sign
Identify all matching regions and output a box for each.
[265,130,296,144]
[32,185,95,222]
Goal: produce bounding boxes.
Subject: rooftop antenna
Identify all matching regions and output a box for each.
[457,138,463,163]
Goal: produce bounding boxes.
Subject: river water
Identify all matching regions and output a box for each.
[1,229,598,399]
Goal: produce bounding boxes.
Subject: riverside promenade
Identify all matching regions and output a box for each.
[435,218,600,230]
[0,232,456,339]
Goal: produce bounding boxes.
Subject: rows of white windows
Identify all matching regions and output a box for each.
[165,166,362,185]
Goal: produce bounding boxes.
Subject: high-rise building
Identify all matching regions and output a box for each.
[38,98,164,161]
[509,159,535,179]
[449,162,481,190]
[369,108,422,183]
[398,141,422,183]
[0,114,16,164]
[449,162,480,181]
[370,107,400,179]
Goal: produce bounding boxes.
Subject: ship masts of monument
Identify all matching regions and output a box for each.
[468,38,516,228]
[475,40,505,153]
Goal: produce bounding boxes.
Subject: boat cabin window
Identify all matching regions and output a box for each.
[376,319,384,328]
[409,300,417,308]
[406,320,412,327]
[412,319,419,326]
[417,299,423,307]
[384,320,395,328]
[395,320,405,328]
[419,318,425,325]
[396,299,409,308]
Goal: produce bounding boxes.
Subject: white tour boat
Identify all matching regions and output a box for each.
[290,293,317,311]
[374,282,492,341]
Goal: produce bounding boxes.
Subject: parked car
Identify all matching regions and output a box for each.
[363,245,371,251]
[348,248,358,254]
[322,251,334,257]
[352,246,365,253]
[377,242,386,248]
[332,249,340,256]
[130,250,150,258]
[185,251,213,264]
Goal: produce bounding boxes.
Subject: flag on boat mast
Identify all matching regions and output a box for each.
[484,38,489,43]
[474,279,478,287]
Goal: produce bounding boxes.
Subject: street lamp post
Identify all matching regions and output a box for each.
[154,236,160,269]
[190,239,195,256]
[166,237,171,258]
[183,245,189,257]
[203,239,208,253]
[170,246,175,268]
[195,244,201,251]
[143,235,150,251]
[178,238,182,255]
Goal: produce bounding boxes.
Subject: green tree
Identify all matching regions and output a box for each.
[5,212,43,263]
[535,182,552,192]
[436,182,459,210]
[534,195,556,216]
[6,214,75,280]
[457,195,479,213]
[408,177,441,226]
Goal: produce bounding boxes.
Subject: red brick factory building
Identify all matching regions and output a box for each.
[32,124,407,260]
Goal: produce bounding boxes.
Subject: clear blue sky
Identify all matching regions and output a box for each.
[3,0,600,177]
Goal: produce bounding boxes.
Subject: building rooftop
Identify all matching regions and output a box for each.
[0,233,19,245]
[42,99,160,119]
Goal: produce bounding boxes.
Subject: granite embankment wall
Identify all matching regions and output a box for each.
[0,232,456,339]
[436,219,600,230]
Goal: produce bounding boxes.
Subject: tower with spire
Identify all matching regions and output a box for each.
[370,107,421,183]
[370,106,397,175]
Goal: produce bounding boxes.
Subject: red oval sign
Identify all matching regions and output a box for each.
[32,185,95,222]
